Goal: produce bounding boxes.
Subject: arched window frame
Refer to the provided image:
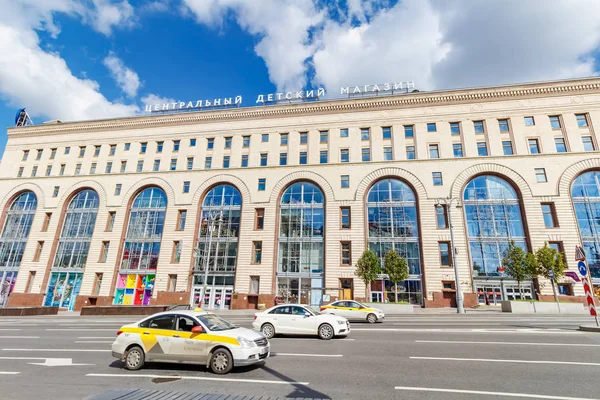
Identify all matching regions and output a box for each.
[572,171,600,279]
[0,191,37,270]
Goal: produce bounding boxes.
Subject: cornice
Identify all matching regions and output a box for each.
[8,77,600,136]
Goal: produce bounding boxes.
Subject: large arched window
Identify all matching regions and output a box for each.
[0,191,37,307]
[367,179,422,304]
[572,171,600,279]
[463,175,526,277]
[192,185,242,310]
[115,187,166,306]
[277,182,324,305]
[45,190,98,309]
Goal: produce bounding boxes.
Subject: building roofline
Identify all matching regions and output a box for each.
[7,76,600,136]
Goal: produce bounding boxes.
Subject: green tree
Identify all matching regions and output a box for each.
[502,241,536,299]
[534,243,566,305]
[383,250,409,303]
[355,250,381,301]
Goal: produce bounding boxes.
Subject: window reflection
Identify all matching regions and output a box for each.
[0,192,37,269]
[572,171,600,278]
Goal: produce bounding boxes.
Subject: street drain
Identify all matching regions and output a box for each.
[151,376,182,384]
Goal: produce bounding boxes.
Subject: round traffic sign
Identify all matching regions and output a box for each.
[578,260,588,276]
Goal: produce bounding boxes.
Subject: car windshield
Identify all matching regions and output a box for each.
[305,306,322,315]
[196,314,236,331]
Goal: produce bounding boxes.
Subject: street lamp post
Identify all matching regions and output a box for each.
[436,197,465,314]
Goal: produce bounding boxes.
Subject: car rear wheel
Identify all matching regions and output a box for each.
[318,323,334,340]
[367,313,377,324]
[124,346,145,371]
[261,323,275,339]
[210,348,233,374]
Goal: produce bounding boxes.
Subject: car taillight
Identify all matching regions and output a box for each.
[116,330,123,336]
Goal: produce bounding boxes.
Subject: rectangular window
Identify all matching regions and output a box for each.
[252,241,262,264]
[64,147,70,155]
[384,147,393,161]
[528,138,541,154]
[79,146,86,158]
[100,241,110,263]
[36,149,42,160]
[42,213,52,232]
[260,153,268,166]
[250,276,260,295]
[74,164,81,175]
[436,205,448,229]
[340,128,349,138]
[171,241,182,264]
[204,157,212,169]
[50,148,56,159]
[362,148,371,162]
[241,155,249,167]
[541,203,558,228]
[109,144,116,156]
[258,178,266,191]
[243,136,250,147]
[190,138,196,147]
[124,143,131,151]
[341,242,352,265]
[474,120,485,134]
[92,273,103,296]
[341,149,350,163]
[382,126,392,139]
[173,140,180,152]
[555,138,567,153]
[59,164,65,176]
[33,241,44,262]
[223,156,230,168]
[106,162,113,174]
[341,175,350,188]
[503,141,513,155]
[550,115,561,129]
[299,151,307,165]
[183,181,190,193]
[155,141,164,153]
[361,128,370,141]
[255,208,265,230]
[432,172,443,186]
[439,242,451,266]
[404,125,414,138]
[524,116,535,126]
[320,130,328,143]
[535,168,547,183]
[187,157,194,170]
[225,137,232,148]
[140,142,147,154]
[280,133,288,145]
[279,153,287,166]
[341,207,351,229]
[583,136,595,151]
[300,132,308,144]
[549,241,566,262]
[450,122,460,135]
[22,150,29,161]
[114,184,122,195]
[262,133,269,143]
[576,114,588,127]
[168,274,177,291]
[17,167,24,178]
[170,158,177,171]
[427,123,437,132]
[106,212,116,232]
[153,159,160,171]
[52,186,59,197]
[26,271,36,294]
[320,150,328,164]
[120,161,127,173]
[177,210,187,231]
[453,143,463,158]
[477,142,488,156]
[498,119,510,133]
[31,166,38,177]
[94,145,101,157]
[406,146,415,159]
[429,144,440,159]
[89,163,96,174]
[45,165,52,176]
[207,138,214,149]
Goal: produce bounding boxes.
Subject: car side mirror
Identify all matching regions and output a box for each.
[191,326,203,334]
[304,312,311,318]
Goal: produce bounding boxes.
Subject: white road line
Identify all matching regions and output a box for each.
[352,328,581,334]
[46,329,117,332]
[86,373,308,385]
[0,372,20,375]
[272,353,343,357]
[0,329,20,331]
[2,348,109,352]
[410,356,600,367]
[271,338,355,341]
[416,340,600,347]
[0,337,39,339]
[78,337,115,339]
[394,386,598,400]
[74,341,113,344]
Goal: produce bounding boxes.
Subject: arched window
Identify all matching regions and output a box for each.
[115,187,166,306]
[277,182,324,305]
[367,179,422,304]
[0,191,37,307]
[45,190,98,309]
[192,185,242,310]
[572,171,600,278]
[463,175,526,277]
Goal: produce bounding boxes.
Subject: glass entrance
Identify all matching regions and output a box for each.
[476,284,503,305]
[44,272,82,310]
[475,281,533,304]
[192,274,234,310]
[0,271,17,308]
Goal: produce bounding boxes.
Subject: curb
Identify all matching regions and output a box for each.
[579,325,600,332]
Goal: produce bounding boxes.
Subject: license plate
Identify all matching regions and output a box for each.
[260,346,269,355]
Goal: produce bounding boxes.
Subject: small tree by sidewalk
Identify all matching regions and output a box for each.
[355,250,381,301]
[534,243,566,304]
[502,241,536,299]
[383,250,409,303]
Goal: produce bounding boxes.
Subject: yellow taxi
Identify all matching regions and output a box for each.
[321,300,385,323]
[112,310,269,374]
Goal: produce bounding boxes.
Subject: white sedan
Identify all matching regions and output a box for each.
[253,304,350,340]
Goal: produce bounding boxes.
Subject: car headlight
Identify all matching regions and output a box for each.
[237,337,256,349]
[337,320,345,325]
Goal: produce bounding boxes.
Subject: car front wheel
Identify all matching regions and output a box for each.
[367,313,377,324]
[318,323,334,340]
[210,348,233,374]
[124,346,145,371]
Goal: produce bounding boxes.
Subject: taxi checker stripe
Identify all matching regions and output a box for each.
[120,327,240,346]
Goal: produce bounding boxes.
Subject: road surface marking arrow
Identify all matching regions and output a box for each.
[28,358,94,367]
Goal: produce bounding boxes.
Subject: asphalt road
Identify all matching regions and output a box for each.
[0,312,599,400]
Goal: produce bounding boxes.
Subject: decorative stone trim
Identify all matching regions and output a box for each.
[557,158,600,196]
[269,171,334,203]
[119,177,176,208]
[191,174,252,206]
[54,180,108,212]
[450,163,532,199]
[0,182,45,212]
[355,167,428,201]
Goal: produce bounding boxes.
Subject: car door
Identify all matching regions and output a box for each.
[168,315,208,363]
[139,314,175,360]
[290,306,317,334]
[271,306,294,334]
[330,301,351,318]
[345,301,364,321]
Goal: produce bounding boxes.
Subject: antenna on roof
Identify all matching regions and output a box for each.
[15,108,33,127]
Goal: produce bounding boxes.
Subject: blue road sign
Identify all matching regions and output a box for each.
[578,260,588,276]
[549,269,555,279]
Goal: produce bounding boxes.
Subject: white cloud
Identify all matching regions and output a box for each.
[141,93,177,108]
[85,0,136,36]
[103,51,141,97]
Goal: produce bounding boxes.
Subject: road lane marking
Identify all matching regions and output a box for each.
[74,341,113,344]
[0,329,20,331]
[46,329,116,332]
[416,340,600,347]
[410,356,600,367]
[271,338,355,341]
[352,328,581,334]
[272,353,343,357]
[2,348,109,352]
[0,372,20,375]
[78,337,115,339]
[0,337,39,339]
[86,373,308,385]
[394,386,598,399]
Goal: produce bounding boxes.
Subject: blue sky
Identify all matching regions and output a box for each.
[1,0,599,154]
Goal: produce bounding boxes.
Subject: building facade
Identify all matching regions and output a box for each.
[1,78,600,310]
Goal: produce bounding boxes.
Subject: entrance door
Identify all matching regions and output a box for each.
[371,291,383,303]
[192,285,233,310]
[475,284,502,305]
[340,279,353,300]
[45,272,82,309]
